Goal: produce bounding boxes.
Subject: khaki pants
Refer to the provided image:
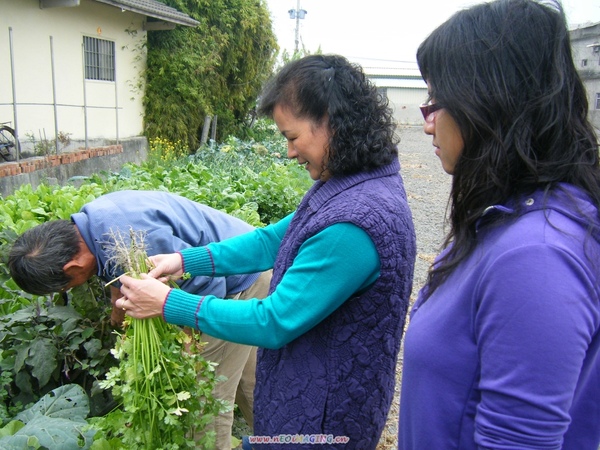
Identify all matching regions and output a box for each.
[198,270,271,450]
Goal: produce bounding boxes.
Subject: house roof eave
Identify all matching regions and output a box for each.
[93,0,199,27]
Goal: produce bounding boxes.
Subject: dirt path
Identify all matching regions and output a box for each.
[377,125,451,449]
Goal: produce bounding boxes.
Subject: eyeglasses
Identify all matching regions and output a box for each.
[419,101,443,120]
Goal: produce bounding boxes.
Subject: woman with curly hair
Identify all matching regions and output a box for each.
[117,54,417,449]
[400,0,600,449]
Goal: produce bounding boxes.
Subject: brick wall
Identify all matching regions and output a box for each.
[0,137,147,198]
[0,145,123,178]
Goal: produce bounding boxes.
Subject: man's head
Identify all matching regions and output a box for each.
[8,220,91,295]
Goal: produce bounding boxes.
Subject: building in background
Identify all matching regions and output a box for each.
[570,21,600,133]
[0,0,197,156]
[363,62,427,126]
[362,20,600,132]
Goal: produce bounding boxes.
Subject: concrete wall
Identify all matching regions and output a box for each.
[387,88,429,125]
[0,137,148,198]
[570,22,600,132]
[366,69,428,126]
[0,0,147,147]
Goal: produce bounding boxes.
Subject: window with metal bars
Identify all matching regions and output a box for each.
[83,36,115,81]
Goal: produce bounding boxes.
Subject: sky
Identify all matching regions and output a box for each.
[265,0,600,67]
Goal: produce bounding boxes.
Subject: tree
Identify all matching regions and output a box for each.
[143,0,278,149]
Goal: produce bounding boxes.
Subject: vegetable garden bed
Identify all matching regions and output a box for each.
[0,121,312,449]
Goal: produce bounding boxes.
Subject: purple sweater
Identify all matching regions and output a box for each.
[253,159,416,449]
[400,183,600,449]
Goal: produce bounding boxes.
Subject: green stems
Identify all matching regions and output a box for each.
[92,229,223,449]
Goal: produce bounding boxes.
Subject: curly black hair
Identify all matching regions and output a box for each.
[257,54,398,176]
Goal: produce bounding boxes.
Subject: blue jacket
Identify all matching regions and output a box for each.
[72,190,259,296]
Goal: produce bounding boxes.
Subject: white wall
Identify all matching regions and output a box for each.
[570,23,600,132]
[387,88,428,125]
[0,0,147,145]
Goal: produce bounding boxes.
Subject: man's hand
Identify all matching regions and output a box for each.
[109,286,126,327]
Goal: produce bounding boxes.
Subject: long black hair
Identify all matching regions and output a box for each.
[417,0,600,295]
[258,54,398,176]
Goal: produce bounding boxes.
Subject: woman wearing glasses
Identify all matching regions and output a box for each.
[400,0,600,449]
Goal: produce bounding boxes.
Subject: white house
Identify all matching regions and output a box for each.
[0,0,198,155]
[362,62,428,126]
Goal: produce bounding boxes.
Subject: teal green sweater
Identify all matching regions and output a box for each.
[164,213,380,348]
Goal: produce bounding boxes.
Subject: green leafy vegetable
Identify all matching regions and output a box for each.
[90,229,224,449]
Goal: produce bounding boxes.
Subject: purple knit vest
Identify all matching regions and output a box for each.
[253,159,416,449]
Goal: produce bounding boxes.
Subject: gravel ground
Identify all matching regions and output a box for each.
[377,125,452,449]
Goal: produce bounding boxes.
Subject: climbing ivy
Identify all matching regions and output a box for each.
[143,0,278,149]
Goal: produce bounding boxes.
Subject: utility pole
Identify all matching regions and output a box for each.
[288,0,307,54]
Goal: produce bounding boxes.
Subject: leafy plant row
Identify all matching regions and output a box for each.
[0,124,312,448]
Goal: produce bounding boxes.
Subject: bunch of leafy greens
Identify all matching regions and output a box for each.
[90,228,225,449]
